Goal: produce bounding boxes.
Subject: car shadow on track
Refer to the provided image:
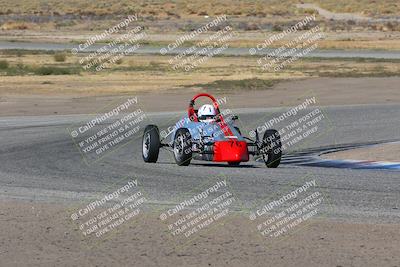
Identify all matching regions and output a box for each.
[151,161,295,168]
[152,161,258,168]
[189,162,258,168]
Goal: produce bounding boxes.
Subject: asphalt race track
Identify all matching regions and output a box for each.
[0,103,399,223]
[1,41,400,59]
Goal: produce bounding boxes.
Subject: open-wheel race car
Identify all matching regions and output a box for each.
[142,93,282,167]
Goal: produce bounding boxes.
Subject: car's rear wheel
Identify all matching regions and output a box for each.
[262,129,282,168]
[142,125,160,163]
[173,128,192,166]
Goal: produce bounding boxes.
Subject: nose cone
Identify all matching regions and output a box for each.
[213,141,249,162]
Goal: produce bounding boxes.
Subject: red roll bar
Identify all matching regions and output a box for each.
[188,93,221,122]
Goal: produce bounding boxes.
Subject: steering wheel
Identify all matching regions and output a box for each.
[188,93,221,122]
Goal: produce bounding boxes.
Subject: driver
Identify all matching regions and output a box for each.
[198,104,217,123]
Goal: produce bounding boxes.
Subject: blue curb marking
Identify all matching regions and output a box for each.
[299,158,400,170]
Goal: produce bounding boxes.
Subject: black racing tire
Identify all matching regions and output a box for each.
[173,128,192,166]
[142,125,160,163]
[262,129,282,168]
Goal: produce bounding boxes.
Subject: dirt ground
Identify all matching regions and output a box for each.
[1,77,400,116]
[1,200,399,267]
[322,143,400,162]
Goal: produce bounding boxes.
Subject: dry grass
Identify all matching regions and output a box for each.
[0,0,399,17]
[1,1,399,53]
[316,39,400,50]
[1,28,400,51]
[0,21,35,30]
[208,38,400,50]
[0,52,399,95]
[312,0,400,16]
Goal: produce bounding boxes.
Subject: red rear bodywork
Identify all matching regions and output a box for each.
[213,140,249,162]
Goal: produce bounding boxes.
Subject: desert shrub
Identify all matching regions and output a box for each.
[34,66,79,75]
[238,22,259,31]
[53,53,67,62]
[0,21,31,30]
[272,24,283,32]
[0,60,9,69]
[302,8,318,15]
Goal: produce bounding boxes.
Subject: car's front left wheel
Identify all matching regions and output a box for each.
[262,129,282,168]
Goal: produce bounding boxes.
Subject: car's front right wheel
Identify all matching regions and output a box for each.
[142,125,160,163]
[173,128,192,166]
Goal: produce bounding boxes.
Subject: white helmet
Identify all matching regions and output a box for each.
[198,104,217,122]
